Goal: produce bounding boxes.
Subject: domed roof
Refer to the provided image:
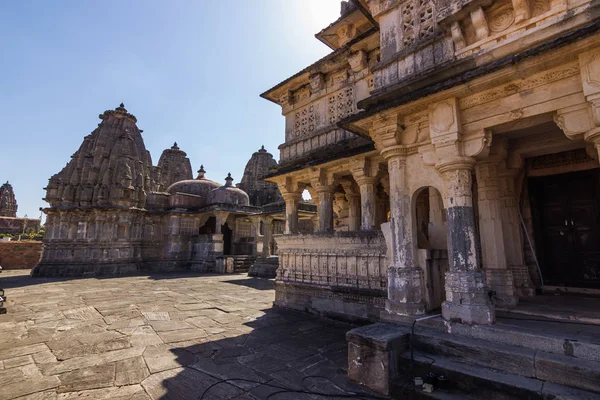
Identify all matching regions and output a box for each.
[208,173,250,206]
[166,165,220,197]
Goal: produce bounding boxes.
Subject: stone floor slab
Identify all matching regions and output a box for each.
[0,271,376,400]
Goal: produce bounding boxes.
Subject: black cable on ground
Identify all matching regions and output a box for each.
[197,377,390,400]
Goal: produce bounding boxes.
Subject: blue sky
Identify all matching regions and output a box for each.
[0,0,341,219]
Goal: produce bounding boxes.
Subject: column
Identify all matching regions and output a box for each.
[341,180,361,231]
[317,187,334,232]
[282,193,301,234]
[346,193,361,231]
[261,216,273,258]
[213,211,229,234]
[381,146,426,315]
[356,177,377,230]
[437,159,495,324]
[475,162,518,306]
[499,169,535,297]
[250,216,262,256]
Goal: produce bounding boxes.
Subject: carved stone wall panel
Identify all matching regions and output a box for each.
[460,62,580,110]
[275,233,388,290]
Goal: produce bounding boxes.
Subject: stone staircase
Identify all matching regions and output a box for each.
[347,318,600,400]
[232,256,255,273]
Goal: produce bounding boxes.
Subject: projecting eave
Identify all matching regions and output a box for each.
[315,7,374,50]
[260,28,379,105]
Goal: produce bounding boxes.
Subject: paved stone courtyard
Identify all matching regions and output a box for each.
[0,270,379,400]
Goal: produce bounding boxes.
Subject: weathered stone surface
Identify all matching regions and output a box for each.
[57,364,115,393]
[142,344,197,374]
[57,385,149,400]
[114,356,149,386]
[0,271,375,400]
[141,367,244,399]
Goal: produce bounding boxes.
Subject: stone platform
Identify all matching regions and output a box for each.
[348,301,600,399]
[0,270,378,400]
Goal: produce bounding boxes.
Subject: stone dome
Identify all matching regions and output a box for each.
[207,173,250,206]
[166,166,221,209]
[166,165,220,197]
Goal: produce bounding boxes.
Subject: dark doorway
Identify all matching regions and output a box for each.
[529,168,600,288]
[222,222,232,255]
[199,217,216,234]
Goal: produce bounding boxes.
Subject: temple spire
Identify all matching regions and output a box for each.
[225,173,233,187]
[197,165,206,180]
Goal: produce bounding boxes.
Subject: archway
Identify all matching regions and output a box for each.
[412,186,448,311]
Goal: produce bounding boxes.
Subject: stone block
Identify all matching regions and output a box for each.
[346,323,410,395]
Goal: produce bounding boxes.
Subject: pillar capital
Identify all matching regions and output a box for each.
[308,167,335,193]
[435,157,475,174]
[274,176,305,197]
[281,192,302,202]
[380,145,409,162]
[370,112,405,149]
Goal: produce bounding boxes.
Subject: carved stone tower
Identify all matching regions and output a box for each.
[33,104,153,277]
[0,182,17,217]
[155,142,193,191]
[237,146,282,206]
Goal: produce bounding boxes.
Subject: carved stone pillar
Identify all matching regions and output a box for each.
[275,177,305,235]
[282,193,301,234]
[214,211,229,235]
[578,50,600,159]
[317,187,335,233]
[261,216,273,258]
[475,162,518,307]
[346,194,361,231]
[250,216,262,256]
[351,159,380,231]
[382,146,426,315]
[356,177,377,230]
[437,159,495,324]
[310,168,336,233]
[499,169,535,298]
[341,181,361,231]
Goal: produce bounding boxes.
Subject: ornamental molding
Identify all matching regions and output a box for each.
[459,63,580,110]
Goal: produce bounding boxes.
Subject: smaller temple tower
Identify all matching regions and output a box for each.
[0,182,17,217]
[155,142,193,191]
[238,146,281,206]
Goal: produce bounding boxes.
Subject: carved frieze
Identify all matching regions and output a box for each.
[459,63,580,109]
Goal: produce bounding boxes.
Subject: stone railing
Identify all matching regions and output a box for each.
[274,232,388,291]
[279,128,359,163]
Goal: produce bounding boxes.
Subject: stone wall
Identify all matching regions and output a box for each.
[0,217,41,235]
[274,232,388,321]
[0,241,42,270]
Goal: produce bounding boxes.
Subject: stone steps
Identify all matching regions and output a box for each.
[410,327,600,395]
[395,351,600,400]
[232,256,255,273]
[416,314,600,363]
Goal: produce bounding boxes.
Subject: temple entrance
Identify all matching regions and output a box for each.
[222,222,233,255]
[529,168,600,288]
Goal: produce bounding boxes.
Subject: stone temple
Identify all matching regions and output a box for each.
[32,104,315,277]
[0,181,40,235]
[259,0,600,397]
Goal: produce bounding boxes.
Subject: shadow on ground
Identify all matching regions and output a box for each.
[145,307,386,400]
